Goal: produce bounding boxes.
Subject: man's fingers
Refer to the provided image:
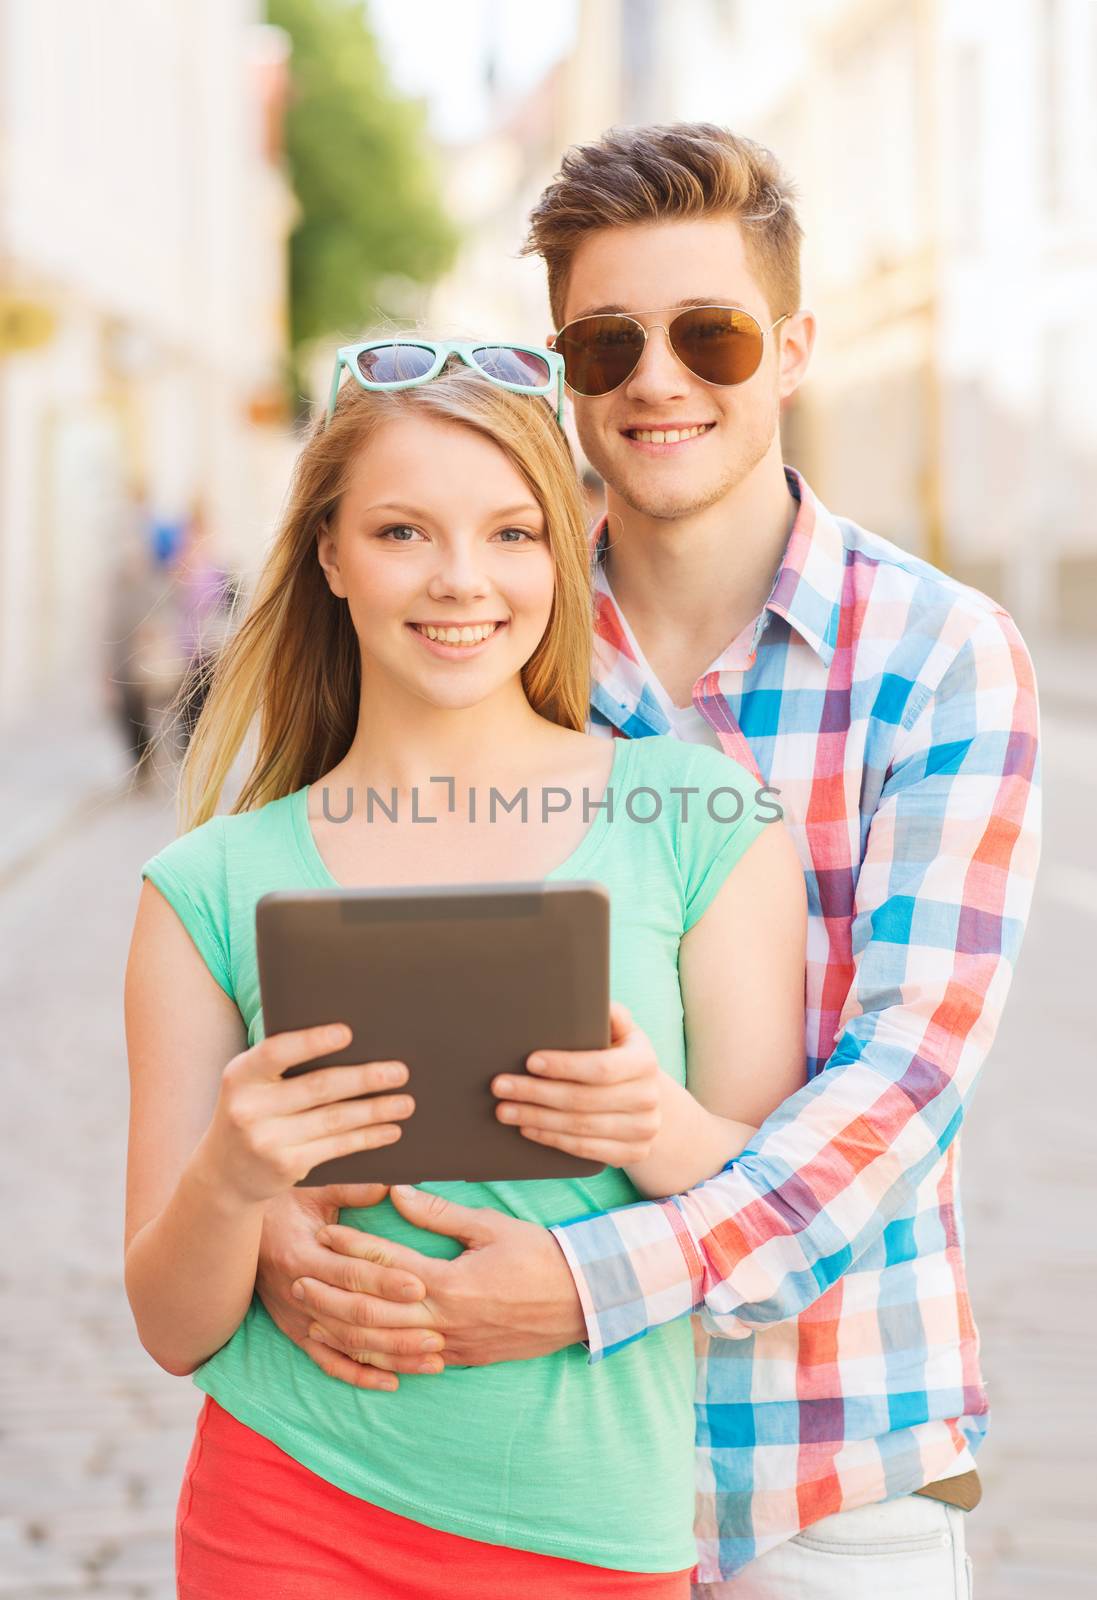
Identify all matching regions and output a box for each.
[319,1235,428,1304]
[293,1276,439,1332]
[317,1223,435,1285]
[301,1334,401,1392]
[387,1186,499,1248]
[308,1319,446,1370]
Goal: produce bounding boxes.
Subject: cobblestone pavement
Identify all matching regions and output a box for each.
[1,700,1093,1597]
[1,771,200,1600]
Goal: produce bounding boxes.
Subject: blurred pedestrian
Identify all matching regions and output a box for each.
[173,500,238,753]
[103,481,177,784]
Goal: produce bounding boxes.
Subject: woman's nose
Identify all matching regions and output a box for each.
[426,547,491,603]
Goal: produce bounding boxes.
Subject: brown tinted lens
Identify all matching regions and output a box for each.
[555,316,645,396]
[669,307,765,386]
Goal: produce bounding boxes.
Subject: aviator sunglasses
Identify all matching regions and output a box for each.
[550,304,790,397]
[325,339,566,427]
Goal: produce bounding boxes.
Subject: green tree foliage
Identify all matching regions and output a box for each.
[269,0,458,356]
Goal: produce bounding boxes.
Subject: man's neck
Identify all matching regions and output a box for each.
[600,447,797,705]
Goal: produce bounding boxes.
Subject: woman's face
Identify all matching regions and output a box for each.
[317,415,556,712]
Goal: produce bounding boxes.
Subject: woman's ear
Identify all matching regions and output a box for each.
[315,517,346,599]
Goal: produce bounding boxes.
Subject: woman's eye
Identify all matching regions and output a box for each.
[495,527,537,544]
[378,524,423,542]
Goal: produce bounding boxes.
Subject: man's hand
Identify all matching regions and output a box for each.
[292,1185,588,1370]
[255,1183,439,1392]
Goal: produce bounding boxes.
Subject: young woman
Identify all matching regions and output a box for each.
[123,341,807,1600]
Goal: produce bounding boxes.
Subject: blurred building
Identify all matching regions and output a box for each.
[656,0,1097,637]
[0,0,297,725]
[423,2,665,460]
[426,68,563,341]
[430,0,1097,637]
[426,0,668,342]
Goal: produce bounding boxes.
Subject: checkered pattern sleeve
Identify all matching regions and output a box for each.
[550,609,1041,1359]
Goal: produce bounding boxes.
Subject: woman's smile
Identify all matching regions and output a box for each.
[407,619,509,657]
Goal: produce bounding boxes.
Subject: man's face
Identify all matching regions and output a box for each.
[556,216,807,522]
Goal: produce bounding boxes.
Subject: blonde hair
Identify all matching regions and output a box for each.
[173,361,593,832]
[523,122,803,327]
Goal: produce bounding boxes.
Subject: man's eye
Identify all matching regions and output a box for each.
[378,524,423,542]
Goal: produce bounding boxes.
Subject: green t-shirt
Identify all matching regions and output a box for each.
[139,734,769,1573]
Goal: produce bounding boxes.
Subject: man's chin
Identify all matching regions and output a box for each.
[611,476,734,523]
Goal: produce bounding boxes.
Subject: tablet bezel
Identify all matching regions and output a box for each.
[254,881,611,1184]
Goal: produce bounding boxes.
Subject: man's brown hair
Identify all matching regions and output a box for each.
[523,122,803,329]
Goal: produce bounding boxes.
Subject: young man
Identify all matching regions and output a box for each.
[255,125,1040,1596]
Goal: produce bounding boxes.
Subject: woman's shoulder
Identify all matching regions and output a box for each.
[142,787,298,882]
[221,788,300,840]
[141,810,225,884]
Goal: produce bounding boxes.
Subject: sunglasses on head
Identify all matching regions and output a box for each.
[550,304,790,397]
[325,339,566,428]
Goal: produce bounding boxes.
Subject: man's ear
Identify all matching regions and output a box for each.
[315,517,346,599]
[778,308,816,402]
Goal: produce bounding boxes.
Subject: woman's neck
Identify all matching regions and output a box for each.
[326,678,558,795]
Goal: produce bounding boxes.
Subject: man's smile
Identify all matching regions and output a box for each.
[619,421,717,453]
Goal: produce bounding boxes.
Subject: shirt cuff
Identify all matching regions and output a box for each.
[549,1198,707,1364]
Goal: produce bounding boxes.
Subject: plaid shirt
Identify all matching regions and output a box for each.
[550,467,1041,1581]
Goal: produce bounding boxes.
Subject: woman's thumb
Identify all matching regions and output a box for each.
[389,1185,495,1247]
[609,1000,633,1041]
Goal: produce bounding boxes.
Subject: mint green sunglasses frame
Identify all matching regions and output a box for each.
[325,339,566,428]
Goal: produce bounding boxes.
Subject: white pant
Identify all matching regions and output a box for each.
[692,1494,973,1599]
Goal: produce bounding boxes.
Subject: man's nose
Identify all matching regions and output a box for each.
[622,324,690,405]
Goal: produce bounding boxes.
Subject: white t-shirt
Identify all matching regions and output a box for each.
[665,700,723,749]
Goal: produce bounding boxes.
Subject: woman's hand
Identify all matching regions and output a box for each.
[197,1022,415,1206]
[490,1001,662,1167]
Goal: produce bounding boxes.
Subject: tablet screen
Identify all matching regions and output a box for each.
[255,882,610,1184]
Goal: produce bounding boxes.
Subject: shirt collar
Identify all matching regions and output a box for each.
[588,465,844,676]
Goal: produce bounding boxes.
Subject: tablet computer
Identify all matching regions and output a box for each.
[254,882,610,1185]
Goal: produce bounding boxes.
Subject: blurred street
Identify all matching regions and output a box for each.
[0,640,1092,1599]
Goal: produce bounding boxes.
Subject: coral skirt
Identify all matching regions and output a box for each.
[176,1396,696,1599]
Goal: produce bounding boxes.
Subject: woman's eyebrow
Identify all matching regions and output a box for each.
[486,504,544,520]
[359,502,544,520]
